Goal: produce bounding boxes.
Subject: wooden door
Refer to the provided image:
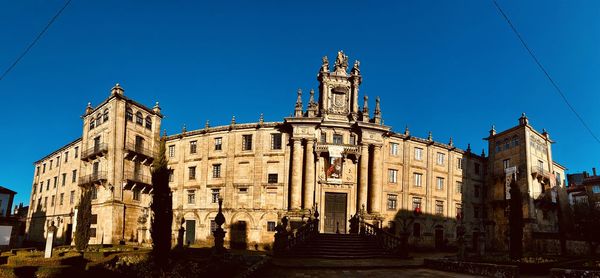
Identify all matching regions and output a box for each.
[185,220,195,245]
[324,193,347,233]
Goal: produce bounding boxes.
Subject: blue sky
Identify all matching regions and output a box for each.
[1,1,599,206]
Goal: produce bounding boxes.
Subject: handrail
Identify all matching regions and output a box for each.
[124,170,152,186]
[78,171,108,186]
[125,142,155,158]
[287,218,319,250]
[81,143,108,159]
[360,220,405,253]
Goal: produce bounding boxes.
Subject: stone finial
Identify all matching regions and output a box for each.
[490,125,496,136]
[294,88,303,117]
[259,113,264,125]
[321,56,329,73]
[362,96,370,122]
[519,112,529,125]
[404,125,410,136]
[428,131,433,141]
[111,83,124,96]
[162,129,167,138]
[481,148,486,157]
[373,97,382,124]
[542,128,549,139]
[231,115,236,126]
[309,88,315,104]
[307,89,318,117]
[466,143,471,152]
[351,60,361,75]
[182,124,187,133]
[85,102,93,115]
[205,120,210,129]
[449,137,454,147]
[153,102,161,114]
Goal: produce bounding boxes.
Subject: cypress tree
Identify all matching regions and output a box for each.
[75,188,92,251]
[150,135,172,267]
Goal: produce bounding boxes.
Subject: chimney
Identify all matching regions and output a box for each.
[593,168,597,176]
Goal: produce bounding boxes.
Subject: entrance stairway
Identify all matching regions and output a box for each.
[288,233,387,259]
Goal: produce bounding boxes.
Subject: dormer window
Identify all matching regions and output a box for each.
[145,116,152,129]
[103,109,109,122]
[135,112,143,125]
[126,108,133,122]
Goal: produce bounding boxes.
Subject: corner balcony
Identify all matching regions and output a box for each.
[124,143,155,165]
[78,171,108,186]
[531,166,552,182]
[124,171,153,193]
[81,143,108,162]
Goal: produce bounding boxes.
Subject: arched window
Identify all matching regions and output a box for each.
[512,136,519,147]
[135,112,143,125]
[89,117,95,129]
[96,114,102,126]
[145,116,152,129]
[126,108,133,122]
[103,109,109,122]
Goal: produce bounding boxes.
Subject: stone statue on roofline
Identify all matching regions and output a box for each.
[334,50,349,74]
[321,56,329,73]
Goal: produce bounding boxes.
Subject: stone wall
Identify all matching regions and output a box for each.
[424,258,519,278]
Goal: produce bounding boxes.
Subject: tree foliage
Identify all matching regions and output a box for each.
[75,188,93,251]
[572,195,600,255]
[150,135,173,266]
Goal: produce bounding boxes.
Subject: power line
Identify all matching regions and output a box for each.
[492,0,600,144]
[0,0,72,82]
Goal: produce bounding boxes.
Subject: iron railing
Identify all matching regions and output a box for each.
[287,217,320,250]
[81,143,108,161]
[78,171,108,186]
[361,220,404,253]
[124,170,152,186]
[124,142,155,159]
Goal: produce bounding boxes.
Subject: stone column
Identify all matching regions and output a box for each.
[303,139,316,209]
[369,145,382,213]
[290,138,303,210]
[358,144,369,212]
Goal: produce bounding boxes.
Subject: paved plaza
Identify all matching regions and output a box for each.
[256,267,482,278]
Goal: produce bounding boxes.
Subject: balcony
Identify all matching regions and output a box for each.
[78,171,108,186]
[124,171,153,193]
[315,143,361,158]
[81,143,108,162]
[531,166,552,182]
[124,142,155,165]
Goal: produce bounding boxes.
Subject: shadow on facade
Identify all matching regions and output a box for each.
[229,221,248,249]
[24,204,47,248]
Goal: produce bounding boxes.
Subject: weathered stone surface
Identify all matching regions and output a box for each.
[424,258,519,278]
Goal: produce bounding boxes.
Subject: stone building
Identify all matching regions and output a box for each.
[25,51,566,251]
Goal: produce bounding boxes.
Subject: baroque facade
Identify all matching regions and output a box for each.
[25,51,566,251]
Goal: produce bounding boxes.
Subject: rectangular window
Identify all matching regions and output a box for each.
[72,170,77,183]
[271,133,282,150]
[60,193,64,205]
[188,166,196,180]
[412,197,422,210]
[538,160,544,170]
[414,173,422,187]
[503,159,510,169]
[56,156,60,166]
[187,190,195,204]
[242,134,253,151]
[44,197,47,208]
[43,163,46,173]
[320,133,326,143]
[51,195,55,207]
[169,169,174,182]
[456,181,463,194]
[333,134,343,144]
[133,189,140,201]
[474,185,480,198]
[211,189,220,203]
[40,181,43,193]
[436,152,445,165]
[414,147,423,161]
[267,221,276,232]
[387,194,397,210]
[474,163,480,175]
[91,214,98,224]
[64,152,69,162]
[214,137,222,151]
[388,169,398,183]
[435,200,444,215]
[36,166,40,176]
[390,143,399,156]
[168,145,175,158]
[456,203,462,218]
[46,179,49,190]
[239,188,248,193]
[436,177,444,190]
[593,185,600,194]
[350,135,356,145]
[53,176,57,188]
[91,187,97,200]
[74,147,79,158]
[70,191,75,204]
[62,173,66,186]
[190,140,197,154]
[268,173,278,183]
[212,164,221,178]
[457,158,463,170]
[50,160,53,170]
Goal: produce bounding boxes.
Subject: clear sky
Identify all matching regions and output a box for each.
[1,1,599,206]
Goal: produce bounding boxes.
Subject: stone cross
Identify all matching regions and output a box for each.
[44,222,57,258]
